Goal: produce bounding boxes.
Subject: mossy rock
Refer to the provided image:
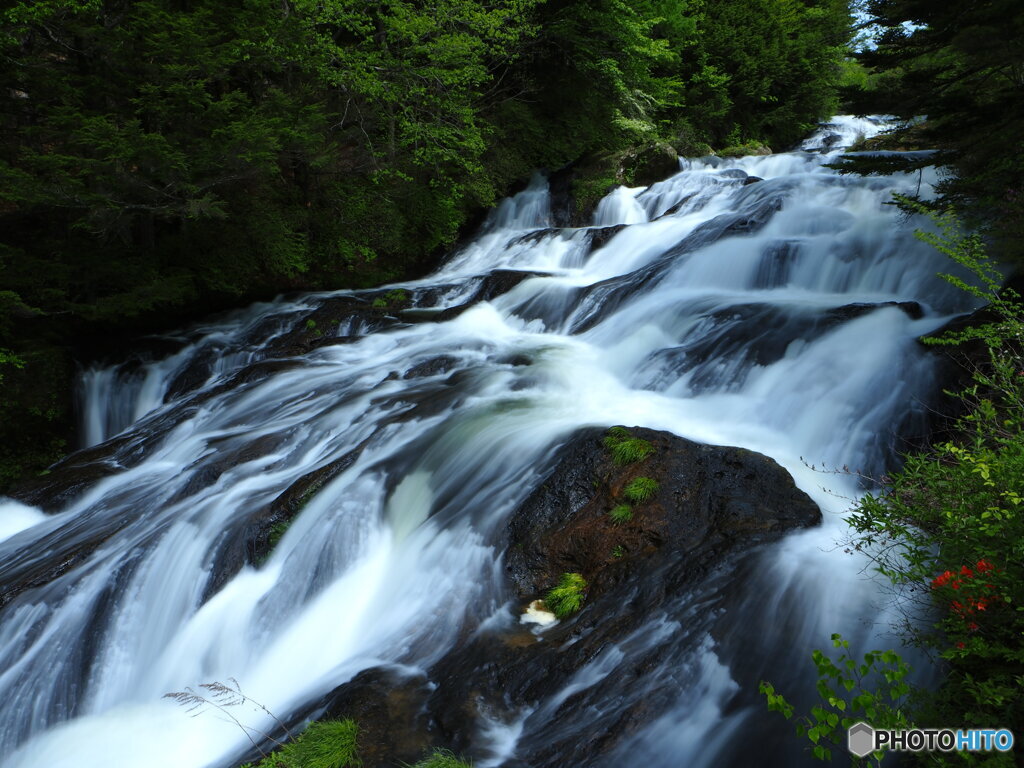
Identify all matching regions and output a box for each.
[627,142,679,187]
[717,141,773,158]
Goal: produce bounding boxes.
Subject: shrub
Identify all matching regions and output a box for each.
[608,504,633,524]
[612,545,626,558]
[545,572,588,619]
[759,635,913,764]
[603,427,654,465]
[623,477,659,503]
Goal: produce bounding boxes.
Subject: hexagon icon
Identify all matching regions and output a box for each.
[848,721,875,757]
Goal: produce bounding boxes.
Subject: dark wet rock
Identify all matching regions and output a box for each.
[403,355,460,379]
[499,354,532,367]
[828,300,924,322]
[719,168,748,180]
[820,132,843,152]
[631,300,928,401]
[318,667,439,768]
[547,165,577,228]
[169,434,288,506]
[14,452,126,512]
[165,353,218,401]
[198,444,368,604]
[744,175,764,185]
[0,520,110,609]
[475,270,547,302]
[504,228,562,249]
[416,427,819,766]
[295,296,399,343]
[434,270,548,321]
[656,191,699,219]
[504,427,820,599]
[225,358,306,387]
[588,224,627,251]
[246,446,364,565]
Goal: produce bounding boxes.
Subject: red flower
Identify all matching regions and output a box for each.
[931,571,954,588]
[960,565,974,578]
[956,641,966,649]
[975,559,995,573]
[968,622,979,631]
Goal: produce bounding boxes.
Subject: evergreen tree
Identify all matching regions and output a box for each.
[851,0,1024,258]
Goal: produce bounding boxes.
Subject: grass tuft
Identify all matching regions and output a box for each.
[608,504,633,524]
[406,749,473,768]
[545,572,588,618]
[268,719,361,768]
[623,476,659,503]
[603,427,654,465]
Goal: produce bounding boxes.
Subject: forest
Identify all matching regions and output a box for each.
[0,0,854,486]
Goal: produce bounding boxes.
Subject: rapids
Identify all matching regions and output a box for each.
[0,116,976,767]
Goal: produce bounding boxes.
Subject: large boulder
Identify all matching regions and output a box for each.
[629,142,680,187]
[504,427,820,602]
[420,427,820,765]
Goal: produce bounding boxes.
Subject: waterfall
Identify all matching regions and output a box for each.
[0,117,976,768]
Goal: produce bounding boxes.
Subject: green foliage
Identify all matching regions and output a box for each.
[902,200,1022,351]
[603,427,655,465]
[406,749,473,768]
[853,0,1024,260]
[0,348,24,386]
[612,544,626,558]
[760,634,913,765]
[623,476,660,503]
[372,289,411,311]
[545,572,588,618]
[258,719,361,768]
[609,504,634,524]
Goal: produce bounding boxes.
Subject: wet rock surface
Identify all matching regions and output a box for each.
[320,426,820,766]
[319,667,439,768]
[504,427,820,598]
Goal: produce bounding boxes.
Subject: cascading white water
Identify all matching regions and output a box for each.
[0,117,977,768]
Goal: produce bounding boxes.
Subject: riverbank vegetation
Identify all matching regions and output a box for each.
[762,216,1024,765]
[0,0,854,490]
[841,0,1024,260]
